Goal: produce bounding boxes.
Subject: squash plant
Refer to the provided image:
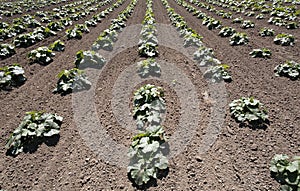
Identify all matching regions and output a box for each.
[74,50,106,69]
[270,154,300,191]
[66,28,83,40]
[274,33,295,46]
[53,68,91,94]
[0,64,26,89]
[133,84,165,129]
[259,27,275,37]
[203,64,232,82]
[138,42,158,57]
[229,97,268,124]
[0,43,16,58]
[249,48,272,58]
[202,17,222,30]
[274,60,300,80]
[28,46,55,64]
[219,26,236,37]
[128,125,168,186]
[193,46,220,67]
[49,40,65,52]
[230,32,249,46]
[5,111,63,155]
[183,32,203,47]
[137,58,161,78]
[286,22,298,29]
[241,20,255,29]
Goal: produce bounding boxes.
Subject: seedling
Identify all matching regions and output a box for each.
[5,111,63,155]
[75,50,106,69]
[53,68,91,94]
[274,60,300,80]
[0,64,26,89]
[204,64,232,82]
[249,48,272,58]
[229,97,268,124]
[28,46,55,64]
[270,154,300,191]
[274,33,295,46]
[137,58,161,77]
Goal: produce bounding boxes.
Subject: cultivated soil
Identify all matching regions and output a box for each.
[0,0,299,190]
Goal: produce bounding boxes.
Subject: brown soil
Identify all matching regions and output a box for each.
[0,0,299,190]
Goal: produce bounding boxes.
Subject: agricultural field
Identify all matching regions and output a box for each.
[0,0,299,190]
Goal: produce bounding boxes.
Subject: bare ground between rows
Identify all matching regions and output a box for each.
[0,0,118,66]
[165,0,300,190]
[0,0,299,190]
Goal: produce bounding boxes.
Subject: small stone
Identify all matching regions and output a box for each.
[195,156,203,162]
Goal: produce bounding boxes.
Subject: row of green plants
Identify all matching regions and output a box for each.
[163,0,232,83]
[200,0,300,26]
[0,0,112,62]
[92,0,138,51]
[181,0,297,48]
[54,0,132,94]
[2,0,123,156]
[0,0,68,17]
[138,0,159,57]
[128,84,168,186]
[0,0,108,42]
[1,0,126,91]
[54,0,141,94]
[128,1,168,187]
[136,0,161,77]
[164,0,299,190]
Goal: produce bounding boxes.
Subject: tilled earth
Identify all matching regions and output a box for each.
[0,0,299,190]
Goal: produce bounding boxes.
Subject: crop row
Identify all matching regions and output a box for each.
[0,0,68,17]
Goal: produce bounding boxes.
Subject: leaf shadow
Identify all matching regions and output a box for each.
[6,135,60,157]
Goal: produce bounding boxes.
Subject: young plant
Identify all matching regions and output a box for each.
[270,154,300,191]
[74,24,90,33]
[219,26,236,37]
[230,32,249,46]
[5,111,63,155]
[128,125,168,186]
[274,33,295,46]
[229,97,268,124]
[14,33,40,48]
[268,17,286,26]
[286,22,298,29]
[49,40,65,52]
[138,42,158,57]
[193,46,220,67]
[203,64,232,82]
[274,60,300,80]
[183,32,203,47]
[65,28,83,40]
[241,20,255,29]
[53,68,91,94]
[137,58,161,77]
[28,46,55,64]
[74,50,106,69]
[92,36,114,51]
[259,27,275,37]
[202,17,222,30]
[0,64,26,89]
[133,84,165,129]
[47,21,64,31]
[249,48,272,58]
[255,14,264,19]
[232,17,243,23]
[0,43,16,58]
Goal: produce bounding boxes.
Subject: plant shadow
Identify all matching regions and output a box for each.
[6,135,60,157]
[238,119,270,130]
[128,168,169,190]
